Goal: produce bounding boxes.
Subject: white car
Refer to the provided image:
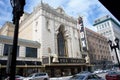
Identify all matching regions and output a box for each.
[23,72,49,80]
[93,69,103,74]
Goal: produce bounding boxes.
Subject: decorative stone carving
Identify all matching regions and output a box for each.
[52,54,59,63]
[85,55,90,64]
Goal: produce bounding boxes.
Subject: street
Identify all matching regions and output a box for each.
[50,72,108,80]
[96,73,107,80]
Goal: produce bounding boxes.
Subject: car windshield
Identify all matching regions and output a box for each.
[28,73,47,77]
[15,75,21,78]
[28,74,34,77]
[70,75,85,80]
[80,71,91,74]
[86,74,102,80]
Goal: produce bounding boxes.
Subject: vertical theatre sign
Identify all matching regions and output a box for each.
[77,17,88,51]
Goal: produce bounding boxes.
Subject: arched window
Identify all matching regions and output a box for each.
[57,26,66,57]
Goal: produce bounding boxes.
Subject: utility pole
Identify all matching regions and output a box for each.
[6,0,25,80]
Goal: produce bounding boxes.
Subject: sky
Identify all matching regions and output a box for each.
[0,0,117,31]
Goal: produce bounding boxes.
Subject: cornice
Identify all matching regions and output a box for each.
[0,35,40,48]
[33,2,77,24]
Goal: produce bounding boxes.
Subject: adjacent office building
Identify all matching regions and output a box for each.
[93,15,120,64]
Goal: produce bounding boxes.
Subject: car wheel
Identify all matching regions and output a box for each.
[44,78,48,80]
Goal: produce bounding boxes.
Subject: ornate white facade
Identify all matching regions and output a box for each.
[19,2,82,61]
[0,2,91,77]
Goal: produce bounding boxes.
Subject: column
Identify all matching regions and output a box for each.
[67,38,72,57]
[0,43,4,56]
[19,46,25,57]
[55,31,58,55]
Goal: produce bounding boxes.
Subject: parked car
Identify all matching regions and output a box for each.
[69,72,105,80]
[5,75,25,80]
[23,72,49,80]
[105,71,120,80]
[15,75,25,80]
[93,69,103,74]
[79,71,91,74]
[102,69,110,73]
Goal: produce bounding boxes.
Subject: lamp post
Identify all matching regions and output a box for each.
[108,38,120,69]
[7,0,25,80]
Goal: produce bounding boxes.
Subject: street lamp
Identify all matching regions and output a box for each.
[7,0,25,80]
[108,38,120,69]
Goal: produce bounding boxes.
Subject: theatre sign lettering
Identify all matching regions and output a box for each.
[42,57,86,64]
[58,58,86,64]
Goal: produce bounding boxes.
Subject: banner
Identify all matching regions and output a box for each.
[77,17,88,51]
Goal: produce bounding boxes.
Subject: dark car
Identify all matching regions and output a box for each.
[106,71,120,80]
[69,72,104,80]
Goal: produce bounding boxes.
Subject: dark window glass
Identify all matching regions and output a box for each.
[57,31,65,56]
[26,47,37,58]
[3,44,19,56]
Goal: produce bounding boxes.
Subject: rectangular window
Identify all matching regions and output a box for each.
[3,44,19,56]
[26,47,37,58]
[107,22,110,26]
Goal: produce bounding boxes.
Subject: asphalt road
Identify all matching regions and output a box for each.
[50,72,108,80]
[96,72,107,80]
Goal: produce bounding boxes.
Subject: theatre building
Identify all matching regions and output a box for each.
[0,2,92,77]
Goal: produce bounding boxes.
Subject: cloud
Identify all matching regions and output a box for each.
[59,0,114,31]
[24,0,41,13]
[0,0,117,31]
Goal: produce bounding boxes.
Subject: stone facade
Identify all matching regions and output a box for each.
[86,28,112,69]
[19,2,82,61]
[0,22,14,37]
[0,2,88,77]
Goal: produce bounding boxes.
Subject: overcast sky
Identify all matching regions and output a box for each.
[0,0,115,30]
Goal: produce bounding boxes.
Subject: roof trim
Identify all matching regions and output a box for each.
[0,35,40,48]
[93,18,120,27]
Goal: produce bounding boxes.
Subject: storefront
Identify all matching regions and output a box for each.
[42,57,92,77]
[0,60,42,79]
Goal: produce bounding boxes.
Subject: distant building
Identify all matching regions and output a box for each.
[0,22,14,37]
[93,15,120,64]
[85,28,112,70]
